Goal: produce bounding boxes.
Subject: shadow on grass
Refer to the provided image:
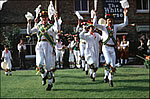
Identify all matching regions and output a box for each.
[55,80,103,85]
[53,86,149,92]
[13,75,39,77]
[56,75,88,79]
[56,73,104,79]
[115,73,149,77]
[114,79,149,83]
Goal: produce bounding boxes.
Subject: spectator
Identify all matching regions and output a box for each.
[70,35,80,68]
[147,38,150,55]
[120,35,129,65]
[55,38,64,68]
[137,39,147,64]
[17,39,26,69]
[116,37,121,67]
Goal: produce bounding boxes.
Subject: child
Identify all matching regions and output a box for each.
[1,45,13,76]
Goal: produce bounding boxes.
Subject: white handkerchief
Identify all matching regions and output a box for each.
[25,12,34,21]
[35,5,41,18]
[58,17,62,25]
[94,0,98,11]
[120,0,129,8]
[48,1,56,20]
[91,10,95,18]
[0,0,7,10]
[75,11,84,20]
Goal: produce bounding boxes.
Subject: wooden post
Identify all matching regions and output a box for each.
[55,0,57,11]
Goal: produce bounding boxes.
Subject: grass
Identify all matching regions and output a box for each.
[0,66,149,98]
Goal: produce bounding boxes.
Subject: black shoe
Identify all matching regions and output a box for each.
[42,77,47,86]
[82,67,85,71]
[52,77,55,83]
[104,76,108,83]
[46,84,53,91]
[10,74,12,76]
[92,77,95,81]
[109,80,113,87]
[90,74,95,81]
[6,74,8,76]
[85,71,88,75]
[90,74,92,79]
[75,66,78,69]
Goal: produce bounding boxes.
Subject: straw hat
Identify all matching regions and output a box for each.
[1,62,7,69]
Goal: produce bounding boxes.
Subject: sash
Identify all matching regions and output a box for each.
[103,26,116,45]
[37,24,56,48]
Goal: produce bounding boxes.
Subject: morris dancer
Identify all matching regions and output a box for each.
[27,11,59,91]
[93,8,128,87]
[55,38,64,68]
[68,40,75,69]
[80,23,101,81]
[71,35,80,68]
[76,20,89,74]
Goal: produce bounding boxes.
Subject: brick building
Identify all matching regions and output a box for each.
[0,0,149,65]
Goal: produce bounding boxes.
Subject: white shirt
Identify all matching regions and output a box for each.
[76,25,86,43]
[147,39,150,49]
[17,44,26,52]
[27,20,59,42]
[120,41,129,49]
[55,41,63,50]
[2,50,12,61]
[80,30,101,67]
[93,16,128,45]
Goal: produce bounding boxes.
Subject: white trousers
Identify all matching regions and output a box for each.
[4,58,12,75]
[80,43,86,57]
[73,50,80,65]
[36,41,55,71]
[56,50,63,62]
[102,45,116,80]
[4,59,12,70]
[80,43,86,68]
[69,51,75,62]
[102,45,116,67]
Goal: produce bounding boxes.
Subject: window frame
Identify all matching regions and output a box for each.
[136,0,149,13]
[19,29,37,56]
[74,0,89,14]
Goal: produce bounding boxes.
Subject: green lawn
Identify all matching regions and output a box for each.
[0,67,149,98]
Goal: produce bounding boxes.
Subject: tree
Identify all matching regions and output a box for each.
[0,24,20,67]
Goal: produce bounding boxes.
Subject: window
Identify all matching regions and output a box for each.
[136,0,149,13]
[75,0,89,13]
[19,29,37,56]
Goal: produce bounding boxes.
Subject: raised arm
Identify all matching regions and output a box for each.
[27,19,39,35]
[50,12,59,33]
[115,8,128,31]
[79,25,87,40]
[75,19,81,32]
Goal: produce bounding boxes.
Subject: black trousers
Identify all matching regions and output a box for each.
[19,52,26,68]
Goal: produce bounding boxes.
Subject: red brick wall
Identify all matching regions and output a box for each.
[0,0,149,39]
